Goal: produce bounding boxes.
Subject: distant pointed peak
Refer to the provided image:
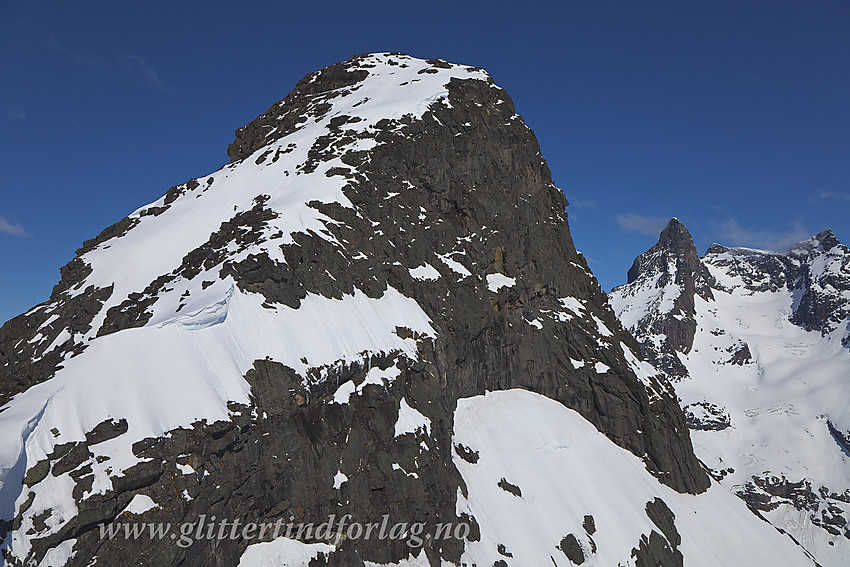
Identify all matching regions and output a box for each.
[655,217,696,253]
[814,228,839,250]
[624,217,702,285]
[789,228,841,257]
[705,243,728,256]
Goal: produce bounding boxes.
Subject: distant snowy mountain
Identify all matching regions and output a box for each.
[0,54,815,566]
[612,219,850,567]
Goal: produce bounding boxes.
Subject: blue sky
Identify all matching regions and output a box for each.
[1,1,848,324]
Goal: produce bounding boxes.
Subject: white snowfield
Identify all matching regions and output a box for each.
[238,537,335,567]
[681,249,850,566]
[612,236,850,567]
[452,389,814,567]
[609,255,682,331]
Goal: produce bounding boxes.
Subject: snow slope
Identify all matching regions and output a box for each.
[453,389,813,567]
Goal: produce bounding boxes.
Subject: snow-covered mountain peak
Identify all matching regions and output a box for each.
[0,53,500,409]
[790,228,841,257]
[611,218,714,378]
[612,221,850,566]
[227,52,492,163]
[701,229,850,338]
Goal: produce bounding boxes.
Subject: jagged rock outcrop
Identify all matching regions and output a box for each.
[610,218,715,378]
[789,229,850,336]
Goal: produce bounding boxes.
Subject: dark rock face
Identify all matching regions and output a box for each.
[19,355,473,567]
[738,475,850,541]
[630,499,683,567]
[0,54,709,566]
[613,219,714,378]
[0,283,111,407]
[559,533,585,564]
[789,230,850,336]
[703,244,800,294]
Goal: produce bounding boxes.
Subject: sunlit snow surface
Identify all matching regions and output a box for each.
[453,389,812,567]
[237,537,335,567]
[609,257,681,331]
[678,255,850,564]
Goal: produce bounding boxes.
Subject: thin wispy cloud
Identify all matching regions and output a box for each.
[126,54,167,91]
[566,195,596,209]
[0,215,29,238]
[616,213,668,236]
[45,32,170,92]
[47,34,98,67]
[7,105,26,120]
[819,191,850,201]
[0,94,26,121]
[716,218,809,252]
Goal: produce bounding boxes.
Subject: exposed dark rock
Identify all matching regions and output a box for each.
[735,474,850,541]
[631,529,684,567]
[789,230,850,336]
[828,420,850,454]
[75,216,139,257]
[0,282,111,407]
[704,244,801,294]
[559,533,584,564]
[454,444,479,464]
[629,498,683,567]
[645,498,680,548]
[22,462,50,488]
[614,219,715,378]
[85,419,129,446]
[728,342,752,365]
[497,478,522,498]
[683,402,731,431]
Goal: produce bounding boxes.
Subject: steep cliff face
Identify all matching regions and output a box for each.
[612,219,850,567]
[2,55,818,567]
